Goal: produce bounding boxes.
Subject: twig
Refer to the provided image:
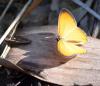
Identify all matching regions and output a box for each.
[0,0,14,22]
[72,0,100,20]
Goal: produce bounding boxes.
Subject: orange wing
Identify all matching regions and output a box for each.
[57,9,87,56]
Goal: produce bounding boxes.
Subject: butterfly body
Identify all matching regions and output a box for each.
[57,9,87,56]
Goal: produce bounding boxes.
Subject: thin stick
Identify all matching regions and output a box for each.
[72,0,100,20]
[0,0,32,45]
[0,0,14,21]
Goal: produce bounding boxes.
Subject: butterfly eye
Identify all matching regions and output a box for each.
[56,36,60,41]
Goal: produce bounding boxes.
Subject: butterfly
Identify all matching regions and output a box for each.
[57,9,88,56]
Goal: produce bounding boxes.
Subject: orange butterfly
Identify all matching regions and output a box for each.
[57,9,87,56]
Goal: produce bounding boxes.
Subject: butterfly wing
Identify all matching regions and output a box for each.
[58,9,87,44]
[58,8,77,38]
[65,27,87,45]
[57,9,87,56]
[58,40,86,56]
